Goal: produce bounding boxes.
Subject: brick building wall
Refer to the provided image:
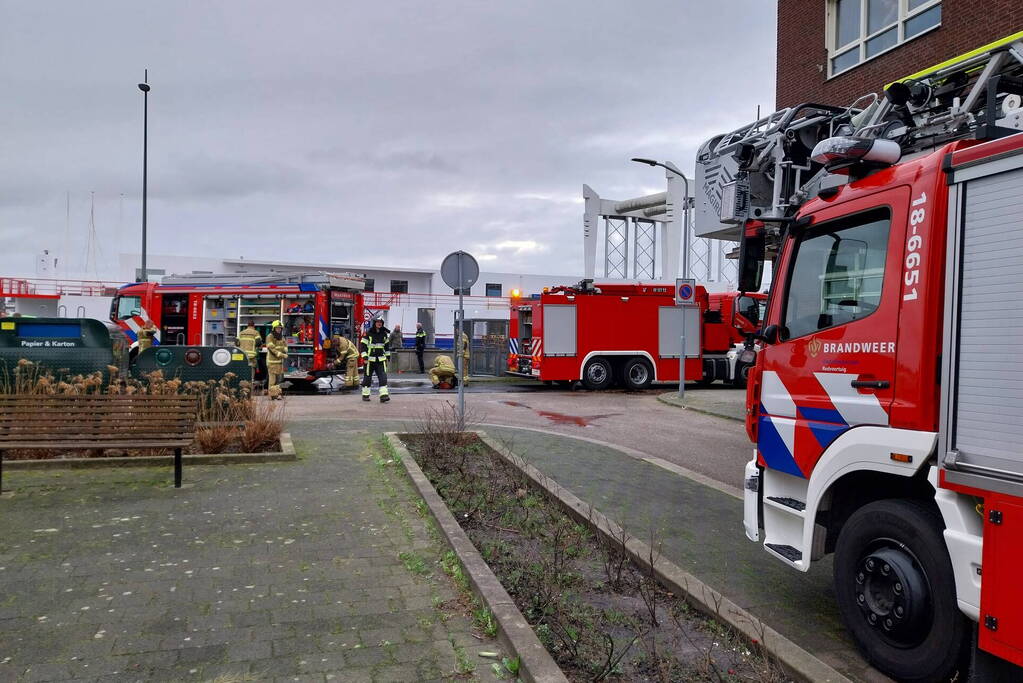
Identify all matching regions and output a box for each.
[776,0,1023,108]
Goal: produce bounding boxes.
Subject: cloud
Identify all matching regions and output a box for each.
[0,0,777,280]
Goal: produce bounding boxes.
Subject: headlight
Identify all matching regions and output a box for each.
[212,349,232,367]
[184,349,202,366]
[155,348,173,366]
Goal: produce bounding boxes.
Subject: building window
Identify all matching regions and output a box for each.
[828,0,941,77]
[364,278,375,292]
[485,283,502,297]
[389,280,408,293]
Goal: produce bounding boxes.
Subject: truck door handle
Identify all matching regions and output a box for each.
[851,379,889,389]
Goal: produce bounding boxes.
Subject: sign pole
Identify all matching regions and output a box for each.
[440,250,479,433]
[679,310,686,401]
[675,277,696,402]
[457,257,465,431]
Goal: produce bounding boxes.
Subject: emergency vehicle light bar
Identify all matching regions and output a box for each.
[810,136,902,168]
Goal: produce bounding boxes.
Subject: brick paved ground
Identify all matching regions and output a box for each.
[0,420,502,683]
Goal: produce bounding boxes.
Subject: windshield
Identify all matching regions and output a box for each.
[112,295,142,321]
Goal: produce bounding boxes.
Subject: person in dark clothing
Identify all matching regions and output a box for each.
[360,318,391,402]
[414,322,427,373]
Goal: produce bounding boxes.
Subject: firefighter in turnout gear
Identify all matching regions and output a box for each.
[459,330,470,385]
[329,333,359,390]
[137,320,157,354]
[360,318,391,402]
[415,323,427,373]
[265,320,288,398]
[237,321,262,378]
[429,354,457,388]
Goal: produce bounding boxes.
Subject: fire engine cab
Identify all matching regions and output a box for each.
[508,280,764,390]
[110,272,365,378]
[697,31,1023,681]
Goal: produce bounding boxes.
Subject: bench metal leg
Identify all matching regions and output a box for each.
[174,447,182,488]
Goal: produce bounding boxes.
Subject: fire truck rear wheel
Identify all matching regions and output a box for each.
[621,357,653,391]
[833,499,970,683]
[582,358,613,391]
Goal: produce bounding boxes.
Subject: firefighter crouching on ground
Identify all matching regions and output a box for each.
[237,321,262,380]
[328,333,359,390]
[428,354,457,389]
[265,320,288,399]
[460,330,470,385]
[360,318,391,402]
[137,320,157,354]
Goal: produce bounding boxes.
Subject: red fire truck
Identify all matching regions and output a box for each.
[110,272,365,377]
[507,280,765,390]
[699,33,1023,680]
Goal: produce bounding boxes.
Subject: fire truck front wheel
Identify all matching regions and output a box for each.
[621,357,653,391]
[582,358,613,391]
[833,499,970,683]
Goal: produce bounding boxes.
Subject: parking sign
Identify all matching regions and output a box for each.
[675,278,696,305]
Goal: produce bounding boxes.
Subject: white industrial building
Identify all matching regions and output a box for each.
[113,253,576,348]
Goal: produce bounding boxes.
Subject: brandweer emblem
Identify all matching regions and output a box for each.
[807,337,822,358]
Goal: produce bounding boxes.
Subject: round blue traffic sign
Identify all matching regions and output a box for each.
[679,284,693,300]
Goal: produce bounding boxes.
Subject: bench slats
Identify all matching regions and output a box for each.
[1,440,192,449]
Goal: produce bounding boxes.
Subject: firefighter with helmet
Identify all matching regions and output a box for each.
[360,317,391,402]
[237,320,262,379]
[137,320,158,354]
[329,331,359,390]
[265,320,288,399]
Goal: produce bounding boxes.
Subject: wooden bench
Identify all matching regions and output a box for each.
[0,394,198,492]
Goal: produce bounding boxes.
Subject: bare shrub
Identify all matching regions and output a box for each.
[239,399,284,452]
[195,424,235,454]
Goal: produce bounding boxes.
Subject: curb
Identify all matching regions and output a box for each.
[475,431,851,683]
[655,392,745,422]
[386,433,568,683]
[3,432,297,470]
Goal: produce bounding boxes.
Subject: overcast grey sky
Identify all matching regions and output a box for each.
[0,1,776,280]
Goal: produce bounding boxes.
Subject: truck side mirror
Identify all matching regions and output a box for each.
[738,232,765,293]
[760,324,780,344]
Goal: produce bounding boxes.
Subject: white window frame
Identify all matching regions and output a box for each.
[825,0,942,78]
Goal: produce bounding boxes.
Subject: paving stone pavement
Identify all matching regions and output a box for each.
[0,421,503,683]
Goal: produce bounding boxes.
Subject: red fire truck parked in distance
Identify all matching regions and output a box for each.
[110,272,364,378]
[508,280,765,390]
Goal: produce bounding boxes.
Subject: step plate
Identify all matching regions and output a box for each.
[766,496,806,512]
[765,543,803,563]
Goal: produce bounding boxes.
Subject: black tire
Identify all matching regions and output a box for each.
[621,357,653,391]
[581,358,613,391]
[833,499,970,683]
[733,362,752,389]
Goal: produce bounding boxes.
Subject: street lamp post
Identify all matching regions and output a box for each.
[631,157,692,278]
[632,157,693,400]
[138,71,151,283]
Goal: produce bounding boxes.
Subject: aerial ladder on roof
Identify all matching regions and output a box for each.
[695,30,1023,245]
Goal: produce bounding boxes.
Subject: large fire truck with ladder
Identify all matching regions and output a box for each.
[693,31,1023,680]
[110,272,365,382]
[508,282,765,390]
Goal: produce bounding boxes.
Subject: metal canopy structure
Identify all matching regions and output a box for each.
[583,162,737,284]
